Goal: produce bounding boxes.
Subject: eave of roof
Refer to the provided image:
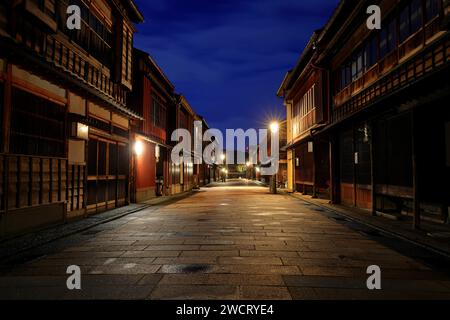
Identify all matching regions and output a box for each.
[315,0,367,64]
[278,30,321,98]
[276,70,292,97]
[135,48,175,91]
[125,0,145,23]
[176,94,196,116]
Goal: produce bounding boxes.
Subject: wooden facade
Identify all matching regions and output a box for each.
[0,0,143,237]
[170,95,196,195]
[193,116,212,188]
[128,49,175,202]
[280,0,450,226]
[278,31,330,197]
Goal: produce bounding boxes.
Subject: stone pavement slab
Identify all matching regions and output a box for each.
[1,181,450,299]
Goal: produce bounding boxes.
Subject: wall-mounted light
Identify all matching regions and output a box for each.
[134,141,144,156]
[363,124,371,143]
[255,167,261,173]
[308,141,314,153]
[75,123,89,140]
[155,144,160,162]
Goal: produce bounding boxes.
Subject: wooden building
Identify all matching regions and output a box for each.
[0,0,143,237]
[170,94,196,195]
[278,31,330,197]
[280,0,450,227]
[193,115,212,187]
[128,49,175,202]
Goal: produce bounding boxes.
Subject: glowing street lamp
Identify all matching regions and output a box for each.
[269,121,279,194]
[270,121,279,133]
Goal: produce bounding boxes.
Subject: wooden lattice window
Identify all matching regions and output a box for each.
[10,88,65,157]
[58,0,113,67]
[152,95,167,129]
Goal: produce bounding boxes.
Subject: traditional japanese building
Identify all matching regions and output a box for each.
[128,49,175,202]
[193,115,212,187]
[0,0,143,237]
[170,94,196,194]
[280,0,450,227]
[278,31,330,197]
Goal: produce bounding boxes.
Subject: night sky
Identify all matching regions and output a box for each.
[133,0,340,133]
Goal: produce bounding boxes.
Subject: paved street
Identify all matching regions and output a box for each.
[1,179,450,300]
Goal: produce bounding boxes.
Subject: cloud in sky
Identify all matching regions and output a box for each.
[133,0,339,132]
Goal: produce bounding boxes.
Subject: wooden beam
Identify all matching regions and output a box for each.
[352,125,357,207]
[2,155,8,213]
[49,158,53,203]
[411,110,421,229]
[312,141,318,198]
[39,158,43,205]
[16,156,20,208]
[329,138,335,203]
[370,122,376,216]
[329,134,341,204]
[2,63,12,154]
[28,157,32,206]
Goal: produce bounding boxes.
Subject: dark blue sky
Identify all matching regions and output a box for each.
[133,0,339,132]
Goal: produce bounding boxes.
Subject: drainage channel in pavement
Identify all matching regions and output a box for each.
[180,265,213,274]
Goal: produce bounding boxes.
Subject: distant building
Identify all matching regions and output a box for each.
[170,94,196,194]
[193,115,212,187]
[129,51,213,201]
[128,49,175,202]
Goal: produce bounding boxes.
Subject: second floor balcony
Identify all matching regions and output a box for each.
[332,32,450,124]
[0,0,138,118]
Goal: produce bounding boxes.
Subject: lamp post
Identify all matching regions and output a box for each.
[246,161,252,180]
[220,153,227,182]
[269,121,279,194]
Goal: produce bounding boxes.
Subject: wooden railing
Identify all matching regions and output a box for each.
[332,33,450,123]
[44,36,126,105]
[12,11,127,107]
[292,108,317,139]
[0,154,85,215]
